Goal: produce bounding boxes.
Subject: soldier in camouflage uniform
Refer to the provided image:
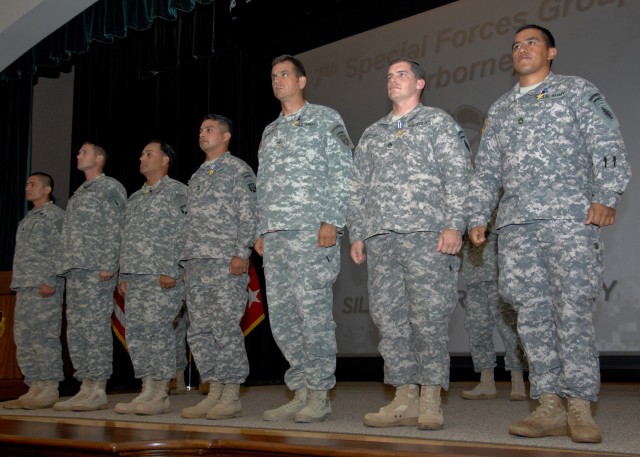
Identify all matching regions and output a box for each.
[348,58,471,430]
[3,173,64,410]
[467,25,631,444]
[254,55,353,423]
[180,114,257,420]
[114,140,187,416]
[54,142,127,412]
[460,206,527,402]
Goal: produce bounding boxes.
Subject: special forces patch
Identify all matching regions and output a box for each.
[241,171,257,193]
[583,91,619,129]
[331,124,353,149]
[109,190,125,210]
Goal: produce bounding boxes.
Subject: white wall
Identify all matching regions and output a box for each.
[298,0,640,355]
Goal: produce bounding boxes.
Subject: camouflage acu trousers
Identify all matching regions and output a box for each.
[184,259,249,384]
[64,269,116,382]
[464,280,526,372]
[122,274,183,380]
[263,230,340,391]
[498,221,603,401]
[173,302,189,372]
[365,231,459,389]
[14,282,64,384]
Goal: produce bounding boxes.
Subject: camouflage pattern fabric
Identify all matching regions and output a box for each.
[461,234,526,373]
[181,153,257,384]
[183,259,249,384]
[365,231,459,389]
[119,175,188,380]
[120,176,187,277]
[173,302,189,373]
[11,202,64,288]
[181,152,257,262]
[256,101,353,235]
[348,104,471,389]
[11,202,65,385]
[348,104,471,243]
[498,221,603,401]
[57,173,126,382]
[64,268,117,382]
[58,174,126,275]
[263,230,341,391]
[468,73,631,401]
[257,101,352,391]
[119,274,184,380]
[467,73,630,231]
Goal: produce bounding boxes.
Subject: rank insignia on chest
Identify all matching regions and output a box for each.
[536,87,547,101]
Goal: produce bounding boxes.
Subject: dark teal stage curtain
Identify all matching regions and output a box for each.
[0,0,215,84]
[0,77,33,269]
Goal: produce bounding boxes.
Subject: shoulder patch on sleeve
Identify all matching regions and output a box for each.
[481,118,489,137]
[582,91,619,129]
[330,123,354,150]
[109,189,125,211]
[241,171,257,193]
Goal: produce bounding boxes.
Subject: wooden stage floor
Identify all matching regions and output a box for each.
[0,415,630,457]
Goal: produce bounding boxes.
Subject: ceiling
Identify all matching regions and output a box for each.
[0,0,456,75]
[0,0,99,73]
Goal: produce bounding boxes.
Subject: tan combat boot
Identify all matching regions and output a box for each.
[418,385,444,430]
[263,387,308,422]
[509,392,568,437]
[363,384,419,427]
[207,383,241,419]
[53,379,94,411]
[181,381,222,418]
[170,369,187,395]
[22,380,59,409]
[510,370,528,401]
[462,369,497,400]
[567,397,602,443]
[295,389,331,423]
[135,380,170,415]
[114,376,154,414]
[2,381,42,409]
[72,380,108,411]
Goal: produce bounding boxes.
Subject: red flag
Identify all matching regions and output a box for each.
[112,287,127,350]
[240,258,265,336]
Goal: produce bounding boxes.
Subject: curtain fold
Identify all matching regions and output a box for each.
[0,0,215,84]
[0,77,34,270]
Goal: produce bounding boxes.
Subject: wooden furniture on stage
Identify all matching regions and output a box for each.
[0,271,27,400]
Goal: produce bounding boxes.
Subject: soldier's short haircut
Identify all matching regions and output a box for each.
[202,114,233,135]
[30,171,54,202]
[83,141,109,165]
[514,24,556,67]
[271,54,306,78]
[515,24,556,49]
[150,140,176,168]
[388,58,426,83]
